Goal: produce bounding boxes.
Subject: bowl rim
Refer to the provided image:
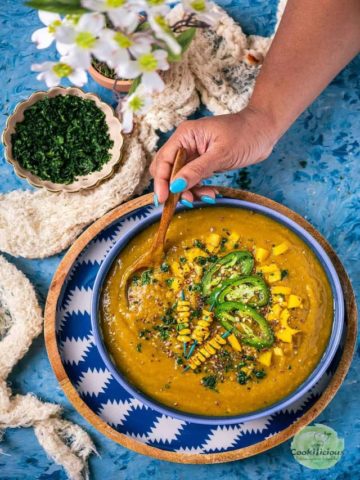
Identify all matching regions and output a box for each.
[2,86,123,193]
[91,198,344,425]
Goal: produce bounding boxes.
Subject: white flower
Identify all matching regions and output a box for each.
[117,49,169,92]
[147,11,181,55]
[31,60,87,87]
[121,87,152,133]
[181,0,220,25]
[31,10,69,53]
[55,12,106,69]
[81,0,142,31]
[97,28,152,68]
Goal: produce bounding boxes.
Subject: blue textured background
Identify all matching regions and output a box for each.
[0,1,359,479]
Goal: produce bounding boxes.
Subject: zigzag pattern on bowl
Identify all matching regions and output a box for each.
[56,205,341,453]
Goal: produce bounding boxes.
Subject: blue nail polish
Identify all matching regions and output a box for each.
[170,177,187,194]
[216,193,223,198]
[201,195,216,204]
[180,199,194,209]
[153,193,159,207]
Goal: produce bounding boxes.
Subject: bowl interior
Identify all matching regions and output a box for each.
[91,199,344,425]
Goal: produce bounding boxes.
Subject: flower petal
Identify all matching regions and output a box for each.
[41,70,60,87]
[68,68,88,87]
[122,108,134,133]
[56,41,72,55]
[55,25,76,44]
[31,61,55,72]
[142,71,164,92]
[116,60,141,79]
[38,10,61,26]
[65,49,92,69]
[77,12,105,35]
[108,9,139,33]
[31,27,54,49]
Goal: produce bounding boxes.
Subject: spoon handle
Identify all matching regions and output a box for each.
[152,148,187,254]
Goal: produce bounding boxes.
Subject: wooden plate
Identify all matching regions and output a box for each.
[44,188,357,463]
[2,87,123,193]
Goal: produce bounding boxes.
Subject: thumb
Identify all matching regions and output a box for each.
[170,150,217,193]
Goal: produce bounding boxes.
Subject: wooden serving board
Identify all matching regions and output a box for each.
[44,188,357,463]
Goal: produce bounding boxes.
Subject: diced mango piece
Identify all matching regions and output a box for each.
[185,247,206,262]
[280,308,290,327]
[273,347,284,356]
[207,233,221,252]
[288,294,302,309]
[257,263,279,273]
[181,263,191,274]
[255,247,270,263]
[267,303,282,321]
[228,232,240,247]
[258,350,272,367]
[272,241,290,256]
[267,270,281,283]
[194,264,203,277]
[276,328,298,343]
[207,233,221,246]
[272,294,287,305]
[241,366,252,376]
[271,286,292,295]
[171,261,182,276]
[170,278,181,291]
[227,333,242,352]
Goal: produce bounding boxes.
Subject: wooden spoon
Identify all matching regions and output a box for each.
[121,147,187,302]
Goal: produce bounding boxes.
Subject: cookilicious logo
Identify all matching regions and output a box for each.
[291,424,344,470]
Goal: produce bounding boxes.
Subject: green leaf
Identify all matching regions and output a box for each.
[167,28,197,63]
[128,76,142,95]
[25,0,88,14]
[177,27,196,53]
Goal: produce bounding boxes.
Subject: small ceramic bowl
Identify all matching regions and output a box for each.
[88,65,132,93]
[2,87,123,193]
[91,199,344,425]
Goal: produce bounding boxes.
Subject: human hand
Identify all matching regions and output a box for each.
[150,106,278,206]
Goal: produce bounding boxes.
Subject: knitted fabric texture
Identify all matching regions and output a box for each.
[0,256,96,479]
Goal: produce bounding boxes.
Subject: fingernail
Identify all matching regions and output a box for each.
[153,193,159,207]
[180,199,194,209]
[201,195,216,204]
[216,193,223,198]
[170,177,187,194]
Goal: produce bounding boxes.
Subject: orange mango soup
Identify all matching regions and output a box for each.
[100,207,333,417]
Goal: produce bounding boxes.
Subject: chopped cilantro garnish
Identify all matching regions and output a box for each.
[195,256,207,265]
[141,269,153,285]
[160,262,170,272]
[253,369,266,379]
[193,239,206,250]
[201,375,218,391]
[281,269,289,279]
[237,371,250,385]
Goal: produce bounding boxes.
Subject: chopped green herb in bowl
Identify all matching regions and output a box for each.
[3,88,123,192]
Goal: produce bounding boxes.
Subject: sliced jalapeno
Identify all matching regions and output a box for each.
[202,251,254,297]
[217,275,270,307]
[215,301,274,348]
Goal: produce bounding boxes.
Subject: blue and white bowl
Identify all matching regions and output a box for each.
[91,199,344,426]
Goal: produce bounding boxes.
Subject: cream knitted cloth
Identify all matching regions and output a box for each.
[0,255,96,479]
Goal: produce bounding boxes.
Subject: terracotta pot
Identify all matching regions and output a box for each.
[88,65,132,93]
